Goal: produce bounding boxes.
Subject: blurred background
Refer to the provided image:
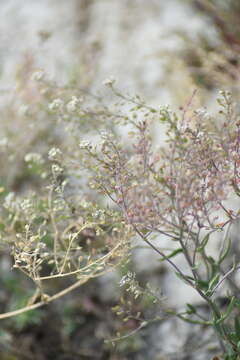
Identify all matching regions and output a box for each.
[0,1,240,359]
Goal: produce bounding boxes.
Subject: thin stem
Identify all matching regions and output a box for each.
[48,186,60,272]
[35,242,121,280]
[0,266,116,320]
[134,227,194,287]
[212,265,240,294]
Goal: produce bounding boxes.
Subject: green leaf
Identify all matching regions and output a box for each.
[207,255,218,279]
[186,303,196,314]
[218,237,231,265]
[228,331,238,344]
[216,297,235,324]
[175,271,194,285]
[0,223,5,231]
[208,273,220,291]
[196,279,209,291]
[158,248,183,262]
[150,108,157,113]
[196,233,211,252]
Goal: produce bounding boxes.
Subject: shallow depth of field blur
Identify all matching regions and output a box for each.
[0,1,240,359]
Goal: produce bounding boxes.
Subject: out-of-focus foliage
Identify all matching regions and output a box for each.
[182,0,240,92]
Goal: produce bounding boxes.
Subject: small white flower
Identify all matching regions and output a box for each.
[119,272,135,286]
[81,200,90,208]
[92,209,105,221]
[102,76,116,86]
[41,172,47,179]
[48,98,64,112]
[66,96,82,113]
[0,137,8,147]
[4,192,18,211]
[31,70,45,82]
[219,90,231,97]
[24,153,44,165]
[79,140,91,149]
[18,104,29,116]
[48,147,62,160]
[52,164,63,175]
[100,130,112,139]
[21,199,32,211]
[158,104,170,111]
[194,108,209,119]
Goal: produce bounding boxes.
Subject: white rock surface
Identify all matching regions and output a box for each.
[0,0,208,102]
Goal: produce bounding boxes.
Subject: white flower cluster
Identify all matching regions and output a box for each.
[18,104,30,116]
[119,271,136,287]
[100,130,113,140]
[66,96,82,113]
[219,90,231,97]
[158,104,170,112]
[24,152,44,165]
[4,192,18,212]
[159,104,172,120]
[48,147,62,161]
[80,200,91,209]
[48,98,64,112]
[92,209,105,221]
[119,272,142,299]
[79,140,91,150]
[194,107,209,119]
[31,70,45,82]
[52,164,63,176]
[53,197,65,212]
[20,198,33,212]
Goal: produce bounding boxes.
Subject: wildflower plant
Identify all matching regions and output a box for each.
[77,86,240,359]
[1,72,240,359]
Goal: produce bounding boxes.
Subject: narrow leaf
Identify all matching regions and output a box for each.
[158,248,183,262]
[216,297,235,324]
[218,237,231,265]
[186,303,196,314]
[196,233,210,252]
[208,273,220,291]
